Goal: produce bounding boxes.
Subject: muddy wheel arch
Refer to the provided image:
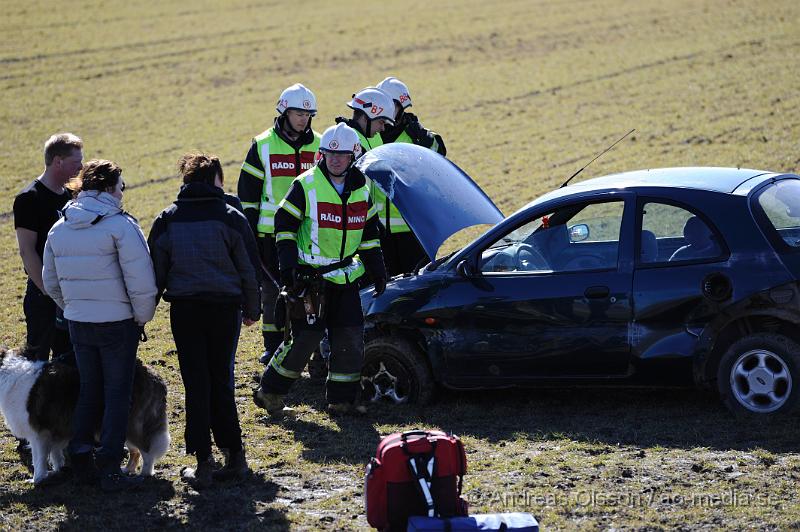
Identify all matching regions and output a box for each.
[695,310,800,386]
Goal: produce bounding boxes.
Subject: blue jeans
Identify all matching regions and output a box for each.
[67,319,140,471]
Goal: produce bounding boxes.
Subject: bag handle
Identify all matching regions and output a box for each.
[401,430,437,456]
[400,430,430,441]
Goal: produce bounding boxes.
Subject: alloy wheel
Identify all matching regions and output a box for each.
[730,349,792,413]
[361,361,410,404]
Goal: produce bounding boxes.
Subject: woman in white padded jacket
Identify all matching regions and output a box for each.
[42,159,157,492]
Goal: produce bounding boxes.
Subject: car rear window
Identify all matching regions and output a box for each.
[757,180,800,248]
[641,202,723,263]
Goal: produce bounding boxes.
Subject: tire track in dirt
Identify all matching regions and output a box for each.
[0,26,275,66]
[0,35,271,83]
[455,39,769,114]
[0,35,278,91]
[507,111,800,196]
[2,1,282,33]
[540,121,800,182]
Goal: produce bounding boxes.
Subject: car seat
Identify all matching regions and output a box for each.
[529,224,569,267]
[669,216,718,261]
[640,230,658,263]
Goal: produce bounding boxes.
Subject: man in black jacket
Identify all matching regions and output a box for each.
[149,153,260,489]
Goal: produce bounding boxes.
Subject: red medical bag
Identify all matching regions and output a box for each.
[365,430,468,531]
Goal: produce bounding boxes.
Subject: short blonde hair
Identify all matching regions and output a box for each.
[44,133,83,166]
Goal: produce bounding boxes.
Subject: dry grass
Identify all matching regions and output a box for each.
[1,0,800,529]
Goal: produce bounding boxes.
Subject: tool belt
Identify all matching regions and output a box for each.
[275,255,356,332]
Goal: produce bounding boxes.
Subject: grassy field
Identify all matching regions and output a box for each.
[2,0,800,529]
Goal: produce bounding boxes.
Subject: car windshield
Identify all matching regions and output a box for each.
[757,179,800,248]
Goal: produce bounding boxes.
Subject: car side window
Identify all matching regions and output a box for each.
[480,200,624,274]
[756,179,800,248]
[640,202,723,263]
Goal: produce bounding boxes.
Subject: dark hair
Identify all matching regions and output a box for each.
[67,159,122,196]
[178,152,223,185]
[44,133,83,166]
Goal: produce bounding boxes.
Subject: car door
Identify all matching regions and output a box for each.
[632,197,730,363]
[434,194,635,386]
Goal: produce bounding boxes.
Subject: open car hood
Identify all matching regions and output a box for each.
[355,143,504,259]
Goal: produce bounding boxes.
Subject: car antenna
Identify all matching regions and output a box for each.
[559,128,635,188]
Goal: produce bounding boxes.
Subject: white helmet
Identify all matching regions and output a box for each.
[319,123,362,157]
[347,87,395,124]
[276,83,317,116]
[377,77,412,109]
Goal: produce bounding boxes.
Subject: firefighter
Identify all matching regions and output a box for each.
[313,87,394,367]
[335,86,425,276]
[377,76,446,156]
[253,123,387,416]
[238,83,321,363]
[373,77,448,275]
[334,86,396,155]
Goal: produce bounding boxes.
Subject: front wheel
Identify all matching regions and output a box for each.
[362,337,434,405]
[717,333,800,417]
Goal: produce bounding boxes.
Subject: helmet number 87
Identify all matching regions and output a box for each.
[371,105,383,115]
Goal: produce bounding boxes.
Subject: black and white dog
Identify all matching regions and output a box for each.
[0,347,170,484]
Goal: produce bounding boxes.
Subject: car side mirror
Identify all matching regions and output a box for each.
[569,223,589,242]
[456,258,478,278]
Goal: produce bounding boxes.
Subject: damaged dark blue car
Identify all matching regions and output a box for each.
[356,144,800,417]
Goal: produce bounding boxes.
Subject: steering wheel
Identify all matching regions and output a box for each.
[514,244,549,271]
[560,254,606,271]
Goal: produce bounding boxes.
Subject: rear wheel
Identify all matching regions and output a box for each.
[362,337,434,405]
[717,333,800,417]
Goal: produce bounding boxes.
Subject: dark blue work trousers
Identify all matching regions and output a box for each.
[67,318,140,472]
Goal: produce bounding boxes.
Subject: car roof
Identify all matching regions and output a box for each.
[523,167,780,211]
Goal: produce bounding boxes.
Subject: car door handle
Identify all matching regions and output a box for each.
[584,286,610,299]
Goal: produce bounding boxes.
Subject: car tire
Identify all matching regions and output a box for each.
[362,336,434,405]
[717,333,800,417]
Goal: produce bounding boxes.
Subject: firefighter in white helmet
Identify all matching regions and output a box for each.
[237,83,322,364]
[334,86,396,154]
[377,76,446,156]
[372,76,448,275]
[254,123,387,416]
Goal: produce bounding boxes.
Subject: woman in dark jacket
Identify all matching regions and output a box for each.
[148,153,260,489]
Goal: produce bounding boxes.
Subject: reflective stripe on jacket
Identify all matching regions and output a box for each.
[248,128,320,235]
[358,124,411,234]
[277,166,376,284]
